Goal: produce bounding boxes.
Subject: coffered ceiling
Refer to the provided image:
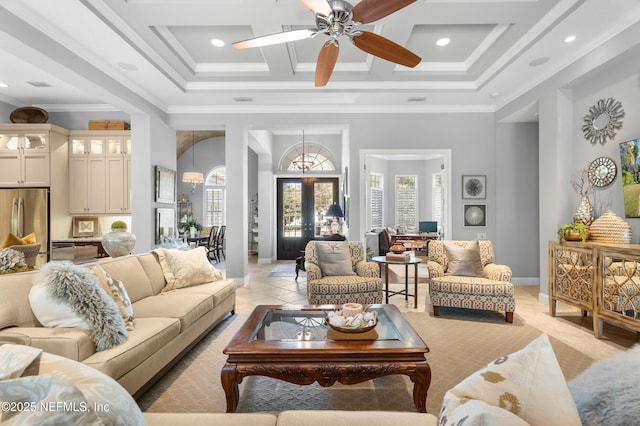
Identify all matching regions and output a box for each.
[0,0,638,117]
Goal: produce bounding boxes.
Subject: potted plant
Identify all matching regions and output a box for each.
[558,222,590,243]
[181,216,202,238]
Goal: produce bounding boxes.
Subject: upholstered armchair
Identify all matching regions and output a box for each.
[305,240,383,305]
[427,240,515,322]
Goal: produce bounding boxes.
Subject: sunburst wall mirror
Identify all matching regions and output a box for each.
[582,98,624,145]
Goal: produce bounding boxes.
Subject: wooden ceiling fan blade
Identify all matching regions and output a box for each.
[315,41,339,87]
[352,0,416,24]
[301,0,332,16]
[234,29,316,49]
[352,31,421,67]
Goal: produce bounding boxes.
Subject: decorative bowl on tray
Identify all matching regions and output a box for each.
[326,309,378,333]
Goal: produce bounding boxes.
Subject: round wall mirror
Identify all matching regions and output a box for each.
[582,98,624,145]
[592,113,610,130]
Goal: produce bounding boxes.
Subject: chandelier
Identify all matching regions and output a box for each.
[292,130,315,172]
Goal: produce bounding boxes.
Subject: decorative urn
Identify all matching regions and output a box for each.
[101,221,136,258]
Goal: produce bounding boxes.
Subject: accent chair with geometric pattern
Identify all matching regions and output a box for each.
[305,240,383,305]
[427,240,515,323]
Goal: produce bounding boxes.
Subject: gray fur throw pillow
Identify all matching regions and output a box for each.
[35,262,127,351]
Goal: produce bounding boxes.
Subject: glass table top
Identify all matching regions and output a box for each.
[251,306,401,342]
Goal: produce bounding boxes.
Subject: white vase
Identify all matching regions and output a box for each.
[190,227,196,238]
[101,228,136,258]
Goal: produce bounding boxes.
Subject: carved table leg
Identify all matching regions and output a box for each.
[411,362,431,413]
[221,363,239,413]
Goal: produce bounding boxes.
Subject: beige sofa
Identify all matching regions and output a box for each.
[0,252,236,398]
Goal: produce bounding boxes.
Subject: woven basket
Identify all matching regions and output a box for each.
[589,210,632,244]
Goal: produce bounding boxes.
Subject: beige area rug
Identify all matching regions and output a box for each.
[137,308,593,416]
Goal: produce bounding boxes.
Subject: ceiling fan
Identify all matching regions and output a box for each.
[233,0,421,87]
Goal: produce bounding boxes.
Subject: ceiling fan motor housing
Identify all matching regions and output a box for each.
[317,0,358,39]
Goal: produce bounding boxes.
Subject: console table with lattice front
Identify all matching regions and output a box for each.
[549,240,640,338]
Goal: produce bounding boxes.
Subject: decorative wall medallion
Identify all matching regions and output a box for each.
[462,175,486,199]
[463,204,487,227]
[588,157,617,187]
[582,98,624,145]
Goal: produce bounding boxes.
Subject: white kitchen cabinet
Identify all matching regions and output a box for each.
[0,124,68,187]
[68,131,130,214]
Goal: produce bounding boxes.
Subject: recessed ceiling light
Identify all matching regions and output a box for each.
[490,92,501,98]
[0,82,7,88]
[211,38,225,47]
[118,62,138,71]
[529,57,550,67]
[436,38,450,47]
[564,35,576,43]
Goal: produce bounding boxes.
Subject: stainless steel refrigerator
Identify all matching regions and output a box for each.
[0,188,49,264]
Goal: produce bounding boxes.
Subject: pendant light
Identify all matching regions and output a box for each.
[182,130,203,194]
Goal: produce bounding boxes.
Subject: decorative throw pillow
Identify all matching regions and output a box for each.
[439,334,581,426]
[29,262,127,351]
[92,264,135,331]
[442,399,529,426]
[315,242,355,276]
[0,344,146,425]
[0,232,35,248]
[153,246,223,293]
[444,240,484,277]
[568,344,640,426]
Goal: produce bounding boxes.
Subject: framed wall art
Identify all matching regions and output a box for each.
[155,166,176,204]
[156,208,176,243]
[72,216,100,237]
[463,204,487,227]
[462,175,486,199]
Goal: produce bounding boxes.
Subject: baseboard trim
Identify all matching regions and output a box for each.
[511,277,539,285]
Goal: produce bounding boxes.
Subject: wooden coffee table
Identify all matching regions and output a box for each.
[221,304,431,412]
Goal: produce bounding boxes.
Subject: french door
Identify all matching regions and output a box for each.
[277,177,339,259]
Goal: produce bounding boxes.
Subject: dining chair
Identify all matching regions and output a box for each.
[206,225,219,262]
[213,225,226,263]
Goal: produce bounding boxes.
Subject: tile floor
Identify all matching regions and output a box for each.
[220,255,634,362]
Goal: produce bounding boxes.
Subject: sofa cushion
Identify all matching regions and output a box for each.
[0,326,94,362]
[0,270,40,329]
[137,252,169,295]
[83,317,180,380]
[439,333,580,426]
[97,255,154,303]
[277,410,437,426]
[430,276,514,296]
[164,279,236,306]
[153,247,223,293]
[132,292,213,332]
[444,240,484,277]
[92,264,135,331]
[29,262,127,351]
[315,242,356,276]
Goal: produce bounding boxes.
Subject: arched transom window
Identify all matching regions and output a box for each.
[279,142,336,171]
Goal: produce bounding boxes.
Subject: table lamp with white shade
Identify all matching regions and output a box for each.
[326,203,344,235]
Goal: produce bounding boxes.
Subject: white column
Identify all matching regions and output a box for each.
[225,124,249,283]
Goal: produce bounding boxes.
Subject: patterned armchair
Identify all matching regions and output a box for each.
[305,241,383,305]
[427,240,515,322]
